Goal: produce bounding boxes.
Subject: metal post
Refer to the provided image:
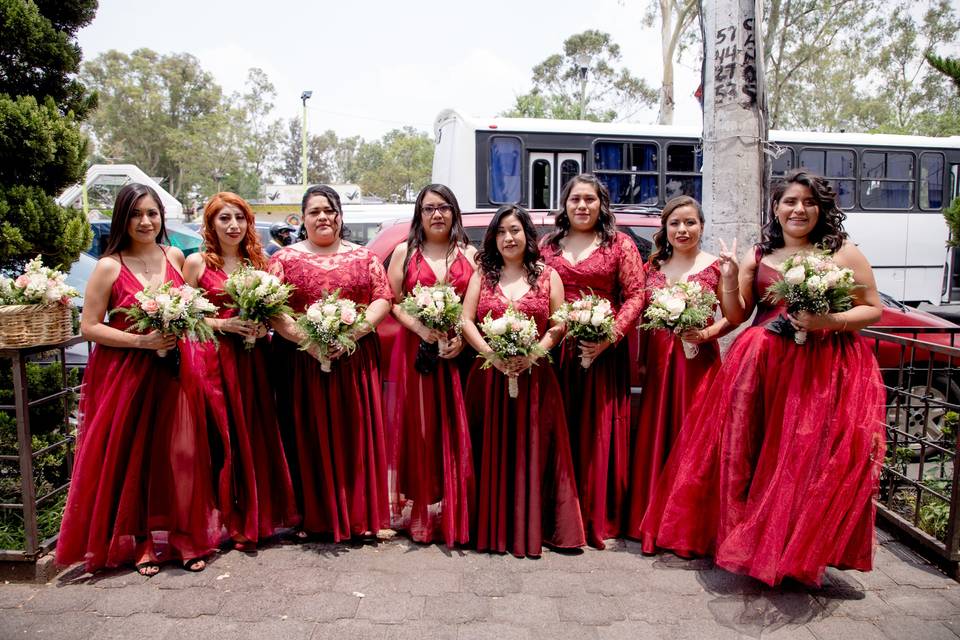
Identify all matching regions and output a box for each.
[12,353,38,558]
[301,91,312,189]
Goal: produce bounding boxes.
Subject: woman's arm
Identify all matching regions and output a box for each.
[539,269,567,354]
[460,273,489,356]
[387,242,442,342]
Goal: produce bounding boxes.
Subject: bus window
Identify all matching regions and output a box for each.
[801,149,855,208]
[666,143,703,202]
[560,159,580,191]
[862,151,914,209]
[920,152,945,210]
[594,141,658,205]
[771,148,794,176]
[532,158,551,209]
[490,137,522,204]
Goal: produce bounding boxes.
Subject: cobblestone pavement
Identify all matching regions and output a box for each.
[2,526,960,639]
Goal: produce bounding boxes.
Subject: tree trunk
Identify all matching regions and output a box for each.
[658,0,676,125]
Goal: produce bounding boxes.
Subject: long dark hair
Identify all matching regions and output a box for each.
[544,173,617,253]
[478,205,542,289]
[648,195,704,269]
[102,183,168,256]
[297,184,349,241]
[759,169,848,255]
[401,184,469,286]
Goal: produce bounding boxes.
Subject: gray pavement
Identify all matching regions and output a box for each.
[2,526,960,640]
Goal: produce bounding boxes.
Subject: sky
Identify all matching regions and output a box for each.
[75,0,706,140]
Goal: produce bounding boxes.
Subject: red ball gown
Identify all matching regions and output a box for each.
[270,246,391,540]
[465,266,586,557]
[638,253,886,586]
[625,260,722,548]
[196,266,299,545]
[57,253,223,571]
[544,232,645,547]
[386,250,475,547]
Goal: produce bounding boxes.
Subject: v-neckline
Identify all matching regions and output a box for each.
[558,238,602,268]
[418,249,460,285]
[496,281,533,304]
[121,251,169,290]
[661,260,717,286]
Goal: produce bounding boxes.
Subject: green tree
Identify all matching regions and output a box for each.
[277,119,339,185]
[239,68,284,195]
[643,0,700,124]
[503,30,657,122]
[353,128,433,201]
[927,51,960,91]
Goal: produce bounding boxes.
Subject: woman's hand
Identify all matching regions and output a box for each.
[579,338,612,362]
[484,352,512,375]
[137,330,177,351]
[788,310,837,332]
[416,323,445,344]
[505,355,537,375]
[218,317,262,338]
[679,328,710,344]
[718,237,740,284]
[438,333,465,359]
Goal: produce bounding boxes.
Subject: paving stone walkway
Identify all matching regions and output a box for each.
[2,526,959,639]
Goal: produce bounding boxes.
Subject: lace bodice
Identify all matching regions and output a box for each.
[476,266,554,335]
[403,249,473,298]
[543,232,645,337]
[270,245,393,311]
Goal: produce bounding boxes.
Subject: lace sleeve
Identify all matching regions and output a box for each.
[368,252,393,302]
[614,233,646,339]
[268,252,285,281]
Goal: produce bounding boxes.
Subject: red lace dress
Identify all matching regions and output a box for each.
[269,246,391,540]
[625,260,722,547]
[638,253,886,586]
[385,250,475,547]
[544,232,645,547]
[57,254,222,571]
[195,266,299,545]
[464,266,586,557]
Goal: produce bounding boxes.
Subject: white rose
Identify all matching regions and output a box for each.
[590,312,605,327]
[784,266,806,285]
[432,290,445,301]
[306,305,324,322]
[577,310,592,324]
[488,317,508,336]
[664,297,686,320]
[322,303,337,316]
[416,291,432,307]
[806,275,823,290]
[823,270,842,287]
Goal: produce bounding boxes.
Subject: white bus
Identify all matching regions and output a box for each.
[432,109,960,305]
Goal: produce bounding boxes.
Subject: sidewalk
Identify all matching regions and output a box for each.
[1,526,959,640]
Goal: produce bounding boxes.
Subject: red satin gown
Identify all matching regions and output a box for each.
[386,250,475,547]
[196,266,299,545]
[57,252,222,570]
[544,232,645,547]
[465,266,586,557]
[269,246,391,540]
[626,260,722,547]
[638,252,886,586]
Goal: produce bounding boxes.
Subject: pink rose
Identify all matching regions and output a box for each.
[15,275,29,287]
[341,308,357,325]
[141,299,160,314]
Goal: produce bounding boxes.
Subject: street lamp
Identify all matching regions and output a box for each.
[301,90,312,189]
[575,53,591,120]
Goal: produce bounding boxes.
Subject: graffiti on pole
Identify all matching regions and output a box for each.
[713,17,758,107]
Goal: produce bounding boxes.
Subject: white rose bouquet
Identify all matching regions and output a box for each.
[479,306,547,398]
[223,264,294,349]
[0,255,79,305]
[765,250,858,345]
[297,290,367,372]
[551,292,616,369]
[120,282,218,357]
[640,281,718,359]
[399,282,463,374]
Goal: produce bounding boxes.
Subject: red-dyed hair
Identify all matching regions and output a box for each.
[201,192,268,271]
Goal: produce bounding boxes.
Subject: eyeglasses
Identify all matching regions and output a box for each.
[422,204,454,216]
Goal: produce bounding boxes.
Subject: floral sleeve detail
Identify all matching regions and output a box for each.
[614,233,646,339]
[268,251,286,282]
[367,251,393,302]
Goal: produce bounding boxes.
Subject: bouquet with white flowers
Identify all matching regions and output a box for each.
[640,281,718,359]
[223,264,294,349]
[0,256,78,305]
[297,290,367,372]
[479,306,547,398]
[120,282,218,357]
[399,283,463,374]
[765,250,858,345]
[551,292,616,368]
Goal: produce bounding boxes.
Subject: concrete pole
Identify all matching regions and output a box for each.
[700,0,768,255]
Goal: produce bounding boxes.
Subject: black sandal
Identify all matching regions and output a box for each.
[182,557,206,572]
[135,562,160,577]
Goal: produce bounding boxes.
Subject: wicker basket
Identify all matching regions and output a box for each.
[0,303,74,349]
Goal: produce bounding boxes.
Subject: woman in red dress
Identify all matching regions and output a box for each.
[639,170,886,586]
[183,192,299,551]
[542,174,645,549]
[269,185,392,541]
[461,205,585,558]
[385,184,476,547]
[57,183,221,575]
[625,196,734,547]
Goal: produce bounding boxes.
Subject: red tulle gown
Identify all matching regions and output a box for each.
[465,266,586,557]
[544,232,645,547]
[269,246,391,540]
[57,253,223,571]
[626,260,722,548]
[195,266,299,545]
[386,250,475,547]
[638,251,886,586]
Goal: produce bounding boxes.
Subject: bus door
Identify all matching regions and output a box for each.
[949,163,960,301]
[528,152,585,210]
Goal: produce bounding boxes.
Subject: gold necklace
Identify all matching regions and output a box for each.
[125,248,158,277]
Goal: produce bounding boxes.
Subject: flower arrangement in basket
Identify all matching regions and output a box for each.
[399,282,463,374]
[479,306,547,398]
[0,256,79,348]
[551,292,616,369]
[297,290,367,372]
[764,250,858,345]
[119,282,218,357]
[640,280,717,359]
[222,264,294,349]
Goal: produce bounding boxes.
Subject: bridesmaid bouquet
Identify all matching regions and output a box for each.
[122,283,217,357]
[0,255,78,304]
[297,290,367,372]
[641,281,717,359]
[223,265,294,349]
[479,307,547,398]
[765,250,857,345]
[551,292,616,369]
[399,283,463,374]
